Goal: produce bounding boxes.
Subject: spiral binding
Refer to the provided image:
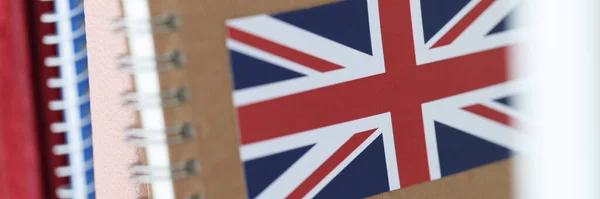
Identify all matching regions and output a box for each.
[125,123,196,147]
[114,12,180,35]
[41,0,94,198]
[117,49,185,73]
[117,4,200,198]
[130,159,199,183]
[121,87,189,109]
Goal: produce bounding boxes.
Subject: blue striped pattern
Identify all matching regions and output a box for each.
[57,0,95,198]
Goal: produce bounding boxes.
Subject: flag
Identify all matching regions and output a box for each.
[226,0,523,198]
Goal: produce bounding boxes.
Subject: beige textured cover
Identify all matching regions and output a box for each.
[84,0,147,198]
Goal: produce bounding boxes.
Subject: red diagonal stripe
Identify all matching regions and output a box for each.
[462,104,514,127]
[286,129,376,199]
[227,27,344,72]
[431,0,495,48]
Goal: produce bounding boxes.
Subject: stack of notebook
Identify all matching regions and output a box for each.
[0,0,94,198]
[96,0,522,198]
[0,0,528,198]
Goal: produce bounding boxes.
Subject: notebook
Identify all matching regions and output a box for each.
[84,0,144,198]
[0,0,94,198]
[0,0,46,198]
[40,0,95,198]
[119,0,521,198]
[30,0,70,198]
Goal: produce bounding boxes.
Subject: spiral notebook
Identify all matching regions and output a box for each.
[40,0,95,198]
[0,0,94,198]
[31,0,71,198]
[119,0,519,198]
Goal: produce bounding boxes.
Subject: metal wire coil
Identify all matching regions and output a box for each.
[117,49,185,73]
[113,12,181,35]
[129,159,199,183]
[117,6,201,198]
[121,87,189,109]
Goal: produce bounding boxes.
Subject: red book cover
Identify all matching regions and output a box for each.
[0,0,45,198]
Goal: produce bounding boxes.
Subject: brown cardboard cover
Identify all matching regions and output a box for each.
[369,159,511,199]
[142,0,512,198]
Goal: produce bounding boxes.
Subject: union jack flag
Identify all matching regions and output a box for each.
[226,0,525,198]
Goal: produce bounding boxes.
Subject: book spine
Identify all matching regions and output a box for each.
[41,0,95,198]
[117,1,200,198]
